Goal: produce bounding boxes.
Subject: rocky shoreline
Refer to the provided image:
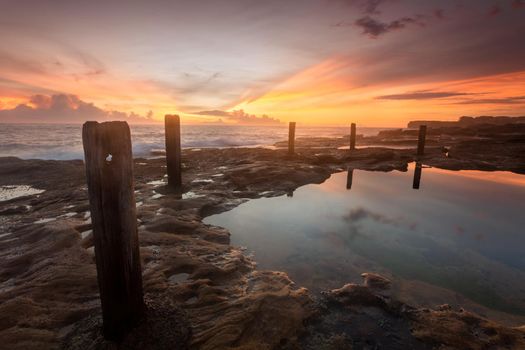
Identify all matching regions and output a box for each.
[1,125,525,349]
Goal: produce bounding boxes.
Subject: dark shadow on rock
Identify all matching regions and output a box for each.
[62,298,191,350]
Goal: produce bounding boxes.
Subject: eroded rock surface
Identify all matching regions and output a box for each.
[1,128,524,349]
[300,274,525,350]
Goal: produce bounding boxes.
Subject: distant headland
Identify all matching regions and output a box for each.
[408,116,525,128]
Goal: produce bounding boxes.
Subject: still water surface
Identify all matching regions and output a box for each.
[205,163,525,323]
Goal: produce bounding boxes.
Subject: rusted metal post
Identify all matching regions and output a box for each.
[82,121,144,340]
[417,125,427,156]
[288,122,296,155]
[350,123,356,151]
[413,162,422,189]
[165,114,182,190]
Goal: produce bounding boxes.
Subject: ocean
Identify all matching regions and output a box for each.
[0,124,389,160]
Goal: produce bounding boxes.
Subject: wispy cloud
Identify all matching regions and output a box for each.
[433,9,445,20]
[360,0,387,15]
[376,91,472,100]
[354,15,424,38]
[455,96,525,105]
[342,0,389,15]
[194,109,281,125]
[513,0,525,9]
[343,207,409,227]
[335,0,429,38]
[488,4,502,17]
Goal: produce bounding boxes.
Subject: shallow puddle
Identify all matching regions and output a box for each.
[0,185,45,202]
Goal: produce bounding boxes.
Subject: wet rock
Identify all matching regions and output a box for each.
[325,283,387,309]
[62,298,191,350]
[304,272,525,350]
[1,125,525,349]
[0,205,29,215]
[408,308,525,350]
[361,272,391,293]
[437,304,452,311]
[145,215,201,235]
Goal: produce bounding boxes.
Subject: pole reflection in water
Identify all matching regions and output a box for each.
[413,162,422,189]
[205,163,525,320]
[346,168,354,189]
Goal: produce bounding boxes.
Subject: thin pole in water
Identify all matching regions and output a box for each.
[417,125,427,156]
[165,114,182,190]
[350,123,356,151]
[288,122,296,155]
[346,168,354,189]
[413,162,422,189]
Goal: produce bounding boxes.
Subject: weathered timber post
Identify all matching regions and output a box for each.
[417,125,427,156]
[346,168,354,190]
[413,162,422,189]
[82,121,144,340]
[350,123,356,151]
[288,122,296,155]
[165,114,182,190]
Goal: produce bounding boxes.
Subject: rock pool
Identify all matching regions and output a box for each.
[205,163,525,324]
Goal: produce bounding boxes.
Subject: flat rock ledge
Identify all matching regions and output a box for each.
[1,129,525,349]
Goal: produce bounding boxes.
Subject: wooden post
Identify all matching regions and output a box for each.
[417,125,427,156]
[350,123,356,151]
[82,121,144,340]
[165,115,182,190]
[413,162,422,189]
[288,122,296,155]
[346,168,354,189]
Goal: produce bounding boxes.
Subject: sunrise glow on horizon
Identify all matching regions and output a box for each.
[1,0,524,127]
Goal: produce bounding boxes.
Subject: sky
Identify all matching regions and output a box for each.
[0,0,524,127]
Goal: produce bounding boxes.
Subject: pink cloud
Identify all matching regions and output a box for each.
[0,94,157,124]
